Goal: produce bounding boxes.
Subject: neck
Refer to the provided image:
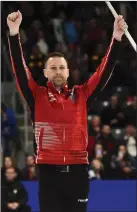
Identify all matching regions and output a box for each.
[55,86,61,90]
[50,81,67,90]
[56,87,61,93]
[52,84,62,92]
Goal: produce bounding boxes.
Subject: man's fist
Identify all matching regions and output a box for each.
[7,10,22,36]
[113,15,128,41]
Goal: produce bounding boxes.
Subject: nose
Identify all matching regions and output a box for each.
[56,68,61,74]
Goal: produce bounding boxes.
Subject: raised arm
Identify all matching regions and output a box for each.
[80,15,127,100]
[7,11,38,110]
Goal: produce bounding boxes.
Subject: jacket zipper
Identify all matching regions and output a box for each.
[61,97,65,163]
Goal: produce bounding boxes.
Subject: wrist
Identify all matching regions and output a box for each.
[112,32,122,42]
[9,28,19,36]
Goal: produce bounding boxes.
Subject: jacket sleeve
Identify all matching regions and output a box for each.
[80,37,122,100]
[8,34,37,112]
[17,183,28,206]
[1,185,8,208]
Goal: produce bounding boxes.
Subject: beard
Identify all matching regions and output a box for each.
[52,77,67,87]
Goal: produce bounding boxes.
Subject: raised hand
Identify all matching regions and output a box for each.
[7,10,22,36]
[113,15,128,41]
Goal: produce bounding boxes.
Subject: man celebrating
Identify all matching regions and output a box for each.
[7,10,127,212]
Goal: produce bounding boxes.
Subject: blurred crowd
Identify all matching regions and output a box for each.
[87,95,137,180]
[1,2,137,211]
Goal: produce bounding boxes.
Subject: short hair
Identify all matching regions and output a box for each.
[26,153,34,158]
[45,52,67,65]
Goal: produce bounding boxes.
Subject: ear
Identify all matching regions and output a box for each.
[43,69,48,78]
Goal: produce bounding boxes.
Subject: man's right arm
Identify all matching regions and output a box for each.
[8,34,37,113]
[7,11,38,113]
[8,33,38,95]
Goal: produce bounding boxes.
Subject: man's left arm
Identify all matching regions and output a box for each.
[80,15,127,100]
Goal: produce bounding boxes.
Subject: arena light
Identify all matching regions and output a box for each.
[115,129,121,134]
[103,101,109,107]
[117,87,122,92]
[105,1,137,52]
[88,115,92,121]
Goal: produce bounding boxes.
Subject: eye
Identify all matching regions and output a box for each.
[51,67,56,70]
[60,66,65,70]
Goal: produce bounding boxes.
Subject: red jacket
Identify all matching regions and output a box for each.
[8,34,120,165]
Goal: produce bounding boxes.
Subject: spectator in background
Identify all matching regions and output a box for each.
[1,103,21,157]
[54,42,68,54]
[64,19,79,45]
[127,136,137,159]
[89,158,104,180]
[20,28,28,47]
[84,18,103,58]
[51,11,67,50]
[121,125,137,158]
[101,95,125,128]
[91,143,112,179]
[2,157,14,175]
[1,108,12,157]
[68,44,88,80]
[94,143,104,160]
[1,157,21,182]
[75,45,88,69]
[87,19,102,44]
[2,167,31,212]
[69,68,81,88]
[21,155,37,181]
[88,115,101,138]
[26,20,43,53]
[99,125,117,154]
[124,96,137,127]
[36,30,49,56]
[110,145,137,179]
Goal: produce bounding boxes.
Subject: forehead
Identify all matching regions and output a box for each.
[119,146,125,149]
[46,57,68,67]
[111,96,117,100]
[27,156,33,160]
[5,157,11,161]
[96,144,102,148]
[103,125,109,129]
